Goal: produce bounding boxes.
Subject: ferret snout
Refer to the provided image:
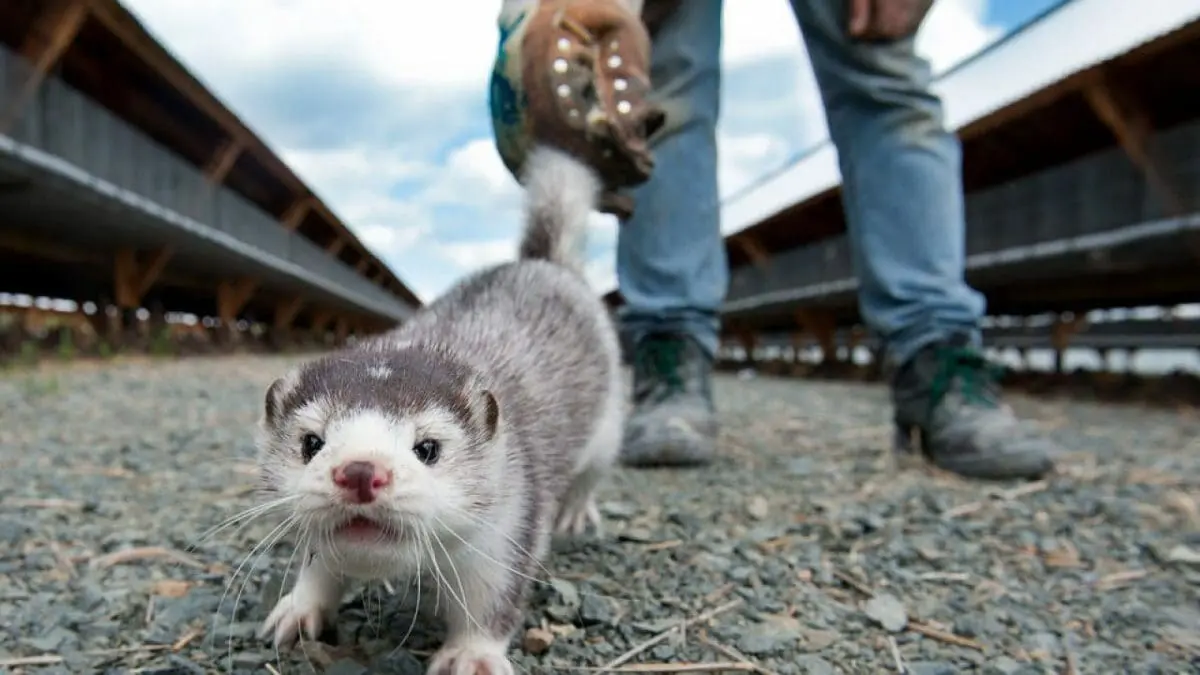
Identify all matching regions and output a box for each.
[331,460,393,504]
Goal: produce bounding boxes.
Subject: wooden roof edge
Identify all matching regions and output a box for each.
[91,0,423,308]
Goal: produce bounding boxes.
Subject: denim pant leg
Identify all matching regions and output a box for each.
[615,0,726,358]
[789,1,987,368]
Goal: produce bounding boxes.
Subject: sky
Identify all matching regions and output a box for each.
[121,0,1067,303]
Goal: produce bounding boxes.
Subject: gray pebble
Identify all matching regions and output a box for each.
[907,662,958,675]
[864,593,908,633]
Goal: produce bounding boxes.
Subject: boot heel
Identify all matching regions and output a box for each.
[891,423,926,471]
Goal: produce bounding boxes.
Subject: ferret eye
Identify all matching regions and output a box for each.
[301,433,325,462]
[413,439,440,465]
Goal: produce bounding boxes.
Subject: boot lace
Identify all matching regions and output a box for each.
[927,346,1006,417]
[634,338,688,401]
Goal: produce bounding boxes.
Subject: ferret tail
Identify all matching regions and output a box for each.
[517,144,601,272]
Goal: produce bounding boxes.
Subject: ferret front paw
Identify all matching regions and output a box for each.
[554,494,603,537]
[425,639,514,675]
[258,588,337,649]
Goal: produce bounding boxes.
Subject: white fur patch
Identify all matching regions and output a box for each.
[325,409,414,464]
[367,365,393,379]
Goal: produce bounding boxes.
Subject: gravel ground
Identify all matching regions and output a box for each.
[2,355,1199,675]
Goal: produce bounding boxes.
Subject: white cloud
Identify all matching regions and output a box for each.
[121,0,1008,303]
[436,240,516,269]
[123,0,507,92]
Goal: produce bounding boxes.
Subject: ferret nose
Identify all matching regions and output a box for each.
[331,460,392,504]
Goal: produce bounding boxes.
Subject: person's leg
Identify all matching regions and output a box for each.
[789,1,1056,480]
[616,0,725,467]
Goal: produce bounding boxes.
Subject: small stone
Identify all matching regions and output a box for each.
[601,501,639,519]
[864,593,908,633]
[907,662,958,675]
[736,621,796,656]
[326,658,369,675]
[1024,631,1060,653]
[545,604,576,624]
[1166,544,1200,565]
[233,651,270,667]
[522,627,554,655]
[795,654,837,675]
[550,578,580,609]
[800,628,840,651]
[21,627,75,652]
[619,528,656,543]
[747,495,770,520]
[579,593,613,626]
[370,650,425,675]
[983,656,1026,675]
[164,655,207,675]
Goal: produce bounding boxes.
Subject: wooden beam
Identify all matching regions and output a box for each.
[309,309,334,333]
[204,138,243,183]
[113,247,173,309]
[1082,73,1184,215]
[733,235,770,268]
[0,0,91,134]
[87,2,252,151]
[795,308,837,364]
[355,260,371,273]
[325,238,346,255]
[135,247,173,299]
[216,277,257,324]
[274,296,306,331]
[281,197,313,231]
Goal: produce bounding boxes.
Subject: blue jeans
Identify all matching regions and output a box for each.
[616,0,987,368]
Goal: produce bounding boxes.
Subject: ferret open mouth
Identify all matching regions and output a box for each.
[333,515,398,541]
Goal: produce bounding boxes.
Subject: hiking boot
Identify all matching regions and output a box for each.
[890,335,1057,480]
[620,332,719,467]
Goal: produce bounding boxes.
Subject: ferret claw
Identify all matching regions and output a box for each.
[426,640,515,675]
[259,589,333,650]
[554,495,603,537]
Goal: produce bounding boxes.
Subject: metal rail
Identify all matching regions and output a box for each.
[729,318,1200,355]
[0,41,414,322]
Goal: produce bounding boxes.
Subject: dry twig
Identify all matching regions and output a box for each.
[942,480,1049,519]
[1094,569,1147,590]
[1,497,84,510]
[0,644,173,668]
[566,663,761,673]
[887,635,907,673]
[89,546,206,570]
[831,568,874,596]
[596,598,743,673]
[696,631,781,675]
[907,621,986,652]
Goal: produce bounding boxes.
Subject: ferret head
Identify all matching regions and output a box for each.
[254,347,502,567]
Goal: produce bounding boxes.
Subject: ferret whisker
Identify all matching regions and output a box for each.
[214,512,297,642]
[445,505,557,580]
[396,552,423,651]
[188,495,300,551]
[419,527,458,626]
[427,527,487,638]
[431,513,547,590]
[220,513,300,671]
[386,527,427,660]
[272,521,312,672]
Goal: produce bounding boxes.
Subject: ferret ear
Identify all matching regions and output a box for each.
[479,390,499,441]
[263,376,288,427]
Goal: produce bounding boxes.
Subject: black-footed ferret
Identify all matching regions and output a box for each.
[251,144,624,675]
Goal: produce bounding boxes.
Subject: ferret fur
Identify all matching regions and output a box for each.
[252,144,624,675]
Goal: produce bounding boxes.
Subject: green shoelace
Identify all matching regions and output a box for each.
[635,339,687,398]
[926,346,1006,417]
